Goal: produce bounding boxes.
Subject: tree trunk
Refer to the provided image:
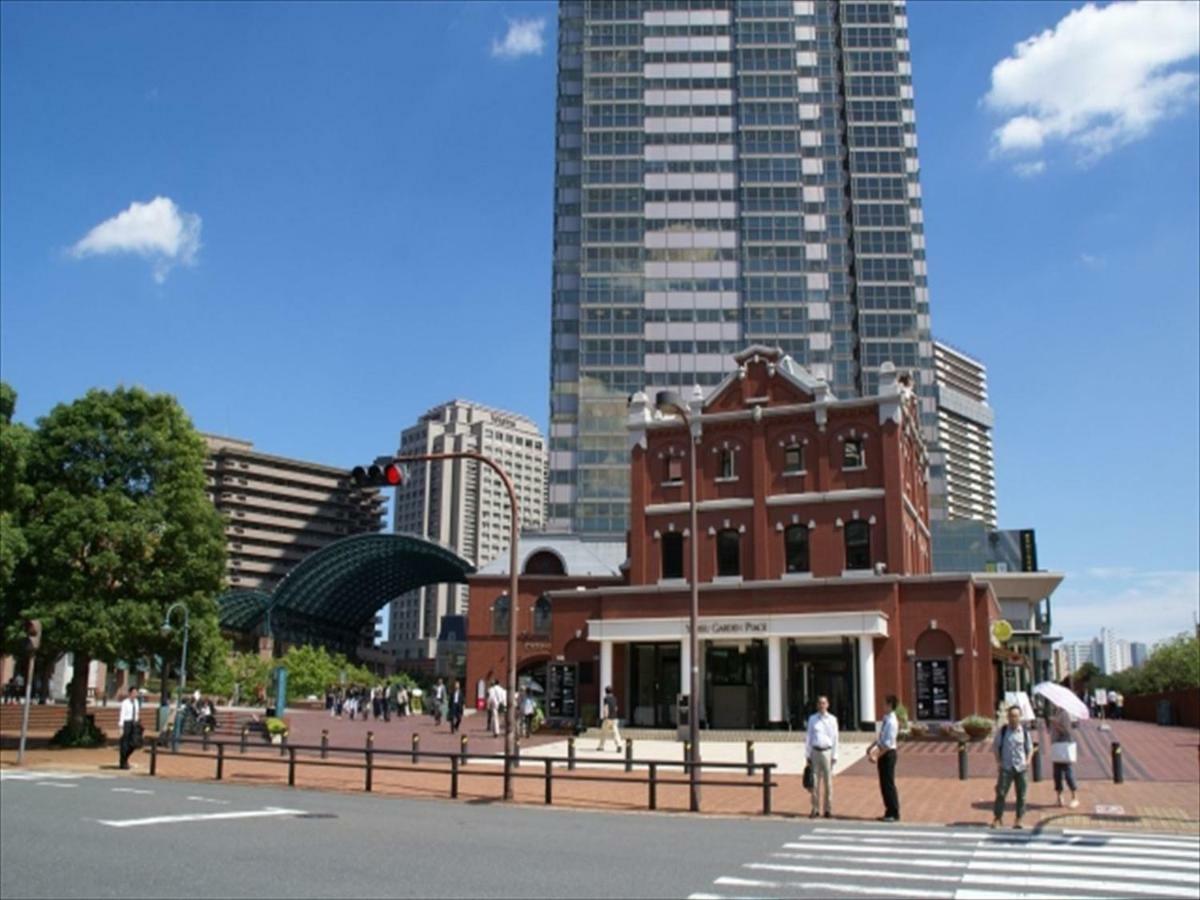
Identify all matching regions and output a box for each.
[67,652,91,734]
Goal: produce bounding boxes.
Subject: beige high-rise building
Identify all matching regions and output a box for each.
[932,341,997,527]
[387,401,547,662]
[203,434,386,593]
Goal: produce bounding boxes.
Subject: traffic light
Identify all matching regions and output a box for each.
[351,460,407,488]
[23,619,41,653]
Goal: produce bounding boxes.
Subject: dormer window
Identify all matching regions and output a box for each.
[843,439,865,470]
[665,457,683,484]
[784,443,805,474]
[719,448,737,480]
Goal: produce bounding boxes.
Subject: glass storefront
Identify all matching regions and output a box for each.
[704,642,768,729]
[788,639,857,729]
[628,642,680,727]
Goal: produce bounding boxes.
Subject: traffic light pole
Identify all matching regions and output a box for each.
[386,451,521,800]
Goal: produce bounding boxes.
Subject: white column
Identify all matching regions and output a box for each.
[767,636,783,725]
[599,641,613,697]
[680,638,691,696]
[858,636,877,727]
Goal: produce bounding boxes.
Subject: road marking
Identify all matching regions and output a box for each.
[111,787,154,795]
[809,831,1199,856]
[772,851,965,870]
[186,796,231,805]
[814,826,1198,848]
[1,770,114,781]
[718,877,952,898]
[35,782,78,788]
[955,891,1088,900]
[96,807,306,829]
[965,859,1199,885]
[959,872,1198,898]
[783,841,1199,868]
[745,863,960,883]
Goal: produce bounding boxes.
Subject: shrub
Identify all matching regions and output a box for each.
[264,717,288,736]
[893,702,910,726]
[959,714,994,738]
[51,719,107,748]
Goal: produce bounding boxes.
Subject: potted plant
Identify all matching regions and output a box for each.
[959,714,994,742]
[906,721,928,741]
[265,717,289,745]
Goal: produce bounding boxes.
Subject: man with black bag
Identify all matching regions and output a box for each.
[117,688,142,770]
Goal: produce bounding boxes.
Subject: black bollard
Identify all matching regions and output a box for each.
[1032,741,1042,783]
[747,740,756,776]
[460,734,469,765]
[240,724,248,754]
[1112,741,1124,784]
[568,736,576,771]
[412,733,420,764]
[625,739,633,773]
[321,729,329,760]
[514,738,521,768]
[957,741,968,781]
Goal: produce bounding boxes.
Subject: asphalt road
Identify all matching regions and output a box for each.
[2,769,1197,899]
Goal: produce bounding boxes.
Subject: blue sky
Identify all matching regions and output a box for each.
[2,1,1197,644]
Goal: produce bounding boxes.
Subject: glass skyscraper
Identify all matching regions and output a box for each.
[548,0,936,535]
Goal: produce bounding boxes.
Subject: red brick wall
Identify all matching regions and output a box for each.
[1122,688,1200,728]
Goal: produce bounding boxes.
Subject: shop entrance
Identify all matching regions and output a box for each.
[788,639,856,729]
[628,642,680,727]
[704,642,767,729]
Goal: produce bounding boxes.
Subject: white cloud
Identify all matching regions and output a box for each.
[984,1,1200,166]
[1013,160,1046,178]
[1079,252,1105,268]
[1052,569,1199,644]
[70,196,201,283]
[491,18,546,60]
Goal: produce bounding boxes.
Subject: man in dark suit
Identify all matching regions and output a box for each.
[448,681,464,734]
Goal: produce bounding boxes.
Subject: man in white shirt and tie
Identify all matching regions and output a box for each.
[117,688,141,770]
[867,694,901,821]
[805,695,839,818]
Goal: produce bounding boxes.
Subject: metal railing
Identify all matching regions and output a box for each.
[148,734,778,815]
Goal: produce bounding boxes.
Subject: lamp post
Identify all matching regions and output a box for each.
[386,452,521,799]
[656,388,701,812]
[162,602,190,752]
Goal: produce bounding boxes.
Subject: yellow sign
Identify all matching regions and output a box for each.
[992,620,1014,643]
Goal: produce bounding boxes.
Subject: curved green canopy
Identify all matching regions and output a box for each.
[217,533,474,652]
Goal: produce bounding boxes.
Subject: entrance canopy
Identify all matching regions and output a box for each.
[218,533,474,654]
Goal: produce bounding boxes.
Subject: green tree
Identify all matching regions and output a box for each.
[280,644,374,701]
[0,383,32,625]
[14,387,227,741]
[1134,633,1200,694]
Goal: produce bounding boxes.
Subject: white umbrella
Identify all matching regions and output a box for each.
[1033,682,1090,720]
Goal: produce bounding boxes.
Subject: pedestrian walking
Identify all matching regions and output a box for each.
[521,689,537,738]
[867,694,900,822]
[396,685,408,718]
[596,686,623,752]
[487,680,504,737]
[1106,688,1117,720]
[1114,691,1124,721]
[432,678,447,727]
[991,705,1035,829]
[117,689,141,770]
[448,681,464,734]
[1048,703,1080,809]
[805,695,839,818]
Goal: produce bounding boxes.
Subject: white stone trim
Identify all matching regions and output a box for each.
[587,610,890,643]
[766,488,884,507]
[645,497,755,515]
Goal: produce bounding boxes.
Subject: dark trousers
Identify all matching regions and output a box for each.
[877,749,899,819]
[1053,762,1077,793]
[118,722,135,769]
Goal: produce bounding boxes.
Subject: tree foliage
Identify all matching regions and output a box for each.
[280,644,374,701]
[11,387,227,734]
[0,383,33,628]
[1075,635,1199,697]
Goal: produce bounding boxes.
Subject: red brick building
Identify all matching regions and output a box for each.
[467,347,999,730]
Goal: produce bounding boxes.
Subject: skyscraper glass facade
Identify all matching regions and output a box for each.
[549,0,935,535]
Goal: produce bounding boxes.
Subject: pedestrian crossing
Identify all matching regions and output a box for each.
[688,824,1200,899]
[0,769,114,781]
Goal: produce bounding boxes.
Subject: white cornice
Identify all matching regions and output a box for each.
[765,488,885,507]
[644,497,755,516]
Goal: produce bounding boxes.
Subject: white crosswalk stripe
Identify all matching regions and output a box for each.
[691,824,1200,900]
[1,770,115,781]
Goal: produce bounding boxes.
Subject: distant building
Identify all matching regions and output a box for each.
[931,341,997,526]
[1099,627,1130,675]
[386,400,547,668]
[1059,639,1099,676]
[202,434,386,592]
[1130,641,1149,668]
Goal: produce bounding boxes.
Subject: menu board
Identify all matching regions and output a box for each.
[547,663,578,721]
[915,659,951,720]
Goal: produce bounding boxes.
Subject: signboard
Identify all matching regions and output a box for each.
[992,620,1014,643]
[686,619,769,637]
[547,662,578,721]
[1020,529,1038,572]
[915,659,951,720]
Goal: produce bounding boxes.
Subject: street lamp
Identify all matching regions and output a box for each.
[656,387,701,812]
[162,602,190,752]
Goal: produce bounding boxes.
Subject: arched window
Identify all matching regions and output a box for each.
[845,521,871,570]
[661,531,684,580]
[719,447,738,479]
[524,550,566,576]
[533,595,552,635]
[784,525,810,573]
[716,529,741,577]
[492,595,510,635]
[665,456,684,484]
[843,438,865,470]
[784,443,805,474]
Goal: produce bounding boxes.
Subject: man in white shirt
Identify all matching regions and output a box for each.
[117,688,141,770]
[487,680,505,737]
[867,694,901,821]
[805,695,839,818]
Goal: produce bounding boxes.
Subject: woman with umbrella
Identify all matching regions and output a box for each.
[1034,682,1087,809]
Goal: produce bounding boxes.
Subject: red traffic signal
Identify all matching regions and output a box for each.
[351,461,407,488]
